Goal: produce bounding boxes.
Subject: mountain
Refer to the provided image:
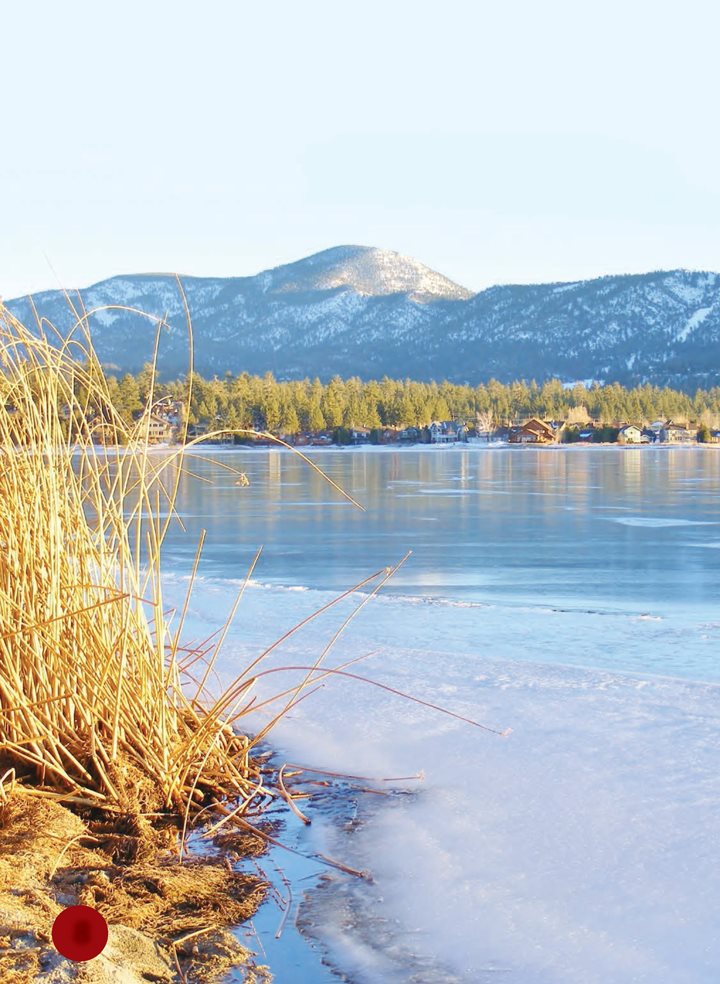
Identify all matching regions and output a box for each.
[4,246,720,389]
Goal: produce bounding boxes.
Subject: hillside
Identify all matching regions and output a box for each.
[5,247,720,389]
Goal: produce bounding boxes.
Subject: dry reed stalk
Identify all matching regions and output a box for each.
[0,302,271,824]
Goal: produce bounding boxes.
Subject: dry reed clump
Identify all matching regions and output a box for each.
[0,297,283,980]
[0,296,391,980]
[0,302,262,822]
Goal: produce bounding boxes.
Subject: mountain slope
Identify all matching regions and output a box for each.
[4,248,720,388]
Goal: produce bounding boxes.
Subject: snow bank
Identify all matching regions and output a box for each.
[164,576,720,983]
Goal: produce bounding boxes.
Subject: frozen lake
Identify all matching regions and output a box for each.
[157,446,720,982]
[161,445,720,679]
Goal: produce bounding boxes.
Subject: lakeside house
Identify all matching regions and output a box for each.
[133,398,184,445]
[660,422,696,444]
[618,424,647,444]
[144,413,176,444]
[351,426,373,445]
[428,420,468,443]
[379,427,402,444]
[509,418,555,444]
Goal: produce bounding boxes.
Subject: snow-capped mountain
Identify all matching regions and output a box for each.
[4,246,720,388]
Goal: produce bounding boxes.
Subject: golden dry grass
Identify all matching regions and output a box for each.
[0,298,277,827]
[0,291,499,838]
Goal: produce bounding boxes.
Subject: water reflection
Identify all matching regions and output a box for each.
[152,447,720,611]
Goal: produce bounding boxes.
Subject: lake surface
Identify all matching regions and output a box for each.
[158,445,720,680]
[156,445,720,982]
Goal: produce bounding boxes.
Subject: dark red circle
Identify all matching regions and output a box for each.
[52,905,108,961]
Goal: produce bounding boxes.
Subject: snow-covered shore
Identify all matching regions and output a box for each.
[270,656,719,983]
[166,576,720,983]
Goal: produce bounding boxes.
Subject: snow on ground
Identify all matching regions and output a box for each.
[165,576,720,984]
[273,659,720,984]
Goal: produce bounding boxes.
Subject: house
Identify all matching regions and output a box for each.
[144,398,183,430]
[660,422,696,444]
[428,421,451,443]
[351,427,372,445]
[509,418,555,444]
[618,424,646,444]
[144,413,175,444]
[641,428,659,444]
[428,420,455,444]
[708,430,720,444]
[428,420,467,444]
[647,420,666,438]
[186,421,209,440]
[398,426,422,443]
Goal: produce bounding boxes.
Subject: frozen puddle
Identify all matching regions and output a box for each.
[297,790,468,984]
[225,785,349,982]
[233,780,464,984]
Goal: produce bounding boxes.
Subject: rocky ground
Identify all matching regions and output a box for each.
[0,787,271,984]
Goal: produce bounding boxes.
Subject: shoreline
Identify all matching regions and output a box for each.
[106,440,719,454]
[251,645,720,983]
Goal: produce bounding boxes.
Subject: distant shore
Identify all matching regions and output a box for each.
[170,440,718,452]
[75,439,720,457]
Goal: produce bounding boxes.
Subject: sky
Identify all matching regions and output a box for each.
[2,0,720,298]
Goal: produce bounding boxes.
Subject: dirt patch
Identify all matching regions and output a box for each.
[0,788,271,983]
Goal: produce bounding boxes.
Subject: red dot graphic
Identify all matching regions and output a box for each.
[52,905,108,961]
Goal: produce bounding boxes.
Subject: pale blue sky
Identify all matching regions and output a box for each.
[2,0,720,298]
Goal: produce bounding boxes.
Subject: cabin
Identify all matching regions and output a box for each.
[646,420,666,439]
[509,418,555,444]
[378,427,401,444]
[351,427,372,445]
[618,424,646,444]
[428,421,451,443]
[186,422,209,440]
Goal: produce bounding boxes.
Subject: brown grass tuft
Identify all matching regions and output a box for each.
[0,301,266,821]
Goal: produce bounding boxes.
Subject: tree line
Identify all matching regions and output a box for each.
[103,368,720,434]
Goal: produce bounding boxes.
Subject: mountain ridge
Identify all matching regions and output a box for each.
[4,248,720,390]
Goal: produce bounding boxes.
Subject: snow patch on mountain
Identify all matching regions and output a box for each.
[677,306,713,343]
